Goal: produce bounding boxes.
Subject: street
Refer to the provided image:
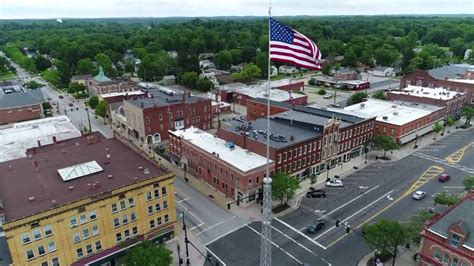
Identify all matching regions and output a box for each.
[206,128,474,266]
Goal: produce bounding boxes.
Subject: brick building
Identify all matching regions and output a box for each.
[0,81,44,125]
[417,192,474,266]
[388,85,466,116]
[219,106,375,180]
[88,66,119,95]
[344,99,446,145]
[401,65,474,104]
[169,127,274,205]
[0,133,176,266]
[246,98,294,121]
[334,68,358,80]
[113,87,211,146]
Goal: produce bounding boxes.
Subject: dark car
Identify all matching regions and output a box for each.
[59,95,64,99]
[306,190,326,198]
[438,173,450,182]
[306,221,325,234]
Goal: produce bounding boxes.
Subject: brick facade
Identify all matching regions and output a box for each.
[0,103,42,125]
[387,90,465,116]
[246,98,291,121]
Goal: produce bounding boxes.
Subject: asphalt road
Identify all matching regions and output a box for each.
[206,128,474,266]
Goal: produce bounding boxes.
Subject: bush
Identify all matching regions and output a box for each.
[308,79,316,86]
[25,80,43,90]
[372,90,387,100]
[317,88,327,95]
[434,192,460,206]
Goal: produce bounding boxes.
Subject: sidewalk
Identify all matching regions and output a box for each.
[358,248,417,266]
[166,221,207,266]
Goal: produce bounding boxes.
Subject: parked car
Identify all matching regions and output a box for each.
[412,190,426,200]
[58,95,64,99]
[326,179,344,187]
[306,190,326,198]
[306,221,325,234]
[328,103,341,108]
[68,102,73,107]
[323,94,332,99]
[438,173,450,182]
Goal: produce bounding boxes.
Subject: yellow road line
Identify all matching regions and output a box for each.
[445,142,474,163]
[326,165,444,248]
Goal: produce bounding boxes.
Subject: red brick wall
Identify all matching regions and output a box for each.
[276,81,305,92]
[246,99,290,121]
[0,104,42,125]
[419,230,474,266]
[387,92,466,115]
[288,95,308,106]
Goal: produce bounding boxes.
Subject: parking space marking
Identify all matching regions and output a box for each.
[205,247,227,266]
[443,186,465,189]
[190,222,205,230]
[445,142,473,163]
[205,224,248,246]
[178,197,190,203]
[175,200,205,225]
[245,225,303,264]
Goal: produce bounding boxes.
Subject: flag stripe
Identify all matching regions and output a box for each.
[269,43,313,56]
[270,51,317,64]
[270,53,321,68]
[271,57,322,70]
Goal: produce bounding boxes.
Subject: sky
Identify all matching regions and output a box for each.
[0,0,473,19]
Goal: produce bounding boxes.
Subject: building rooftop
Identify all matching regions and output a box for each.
[100,90,145,98]
[220,83,306,103]
[427,64,474,80]
[0,133,169,223]
[343,99,442,126]
[0,116,81,162]
[373,66,393,71]
[172,127,270,172]
[0,84,44,109]
[71,74,92,81]
[92,66,112,83]
[428,193,474,249]
[391,85,465,100]
[128,87,207,109]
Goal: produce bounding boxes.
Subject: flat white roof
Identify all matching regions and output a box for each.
[100,90,145,98]
[393,85,464,100]
[222,83,306,102]
[171,127,271,172]
[211,101,231,107]
[343,99,434,126]
[0,116,81,162]
[448,79,474,84]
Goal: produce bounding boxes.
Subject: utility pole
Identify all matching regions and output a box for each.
[85,107,92,133]
[181,212,190,266]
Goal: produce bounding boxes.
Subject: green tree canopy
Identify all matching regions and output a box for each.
[372,90,387,100]
[88,96,99,109]
[42,69,61,87]
[76,58,95,75]
[370,134,400,158]
[25,80,43,90]
[231,63,261,84]
[272,172,301,206]
[462,105,474,126]
[374,44,400,67]
[181,71,199,90]
[196,77,214,92]
[95,100,109,123]
[347,92,368,105]
[405,210,435,245]
[363,219,408,262]
[55,60,72,88]
[463,176,474,191]
[432,121,443,139]
[34,56,52,71]
[214,50,233,70]
[68,82,86,94]
[125,241,172,266]
[95,53,116,77]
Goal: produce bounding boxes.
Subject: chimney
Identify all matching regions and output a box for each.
[37,140,41,147]
[52,136,57,144]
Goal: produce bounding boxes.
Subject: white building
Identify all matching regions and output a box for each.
[279,65,299,74]
[372,66,395,77]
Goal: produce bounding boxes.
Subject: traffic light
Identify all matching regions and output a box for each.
[346,224,351,234]
[335,219,340,227]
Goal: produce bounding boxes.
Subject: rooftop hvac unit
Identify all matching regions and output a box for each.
[382,116,388,120]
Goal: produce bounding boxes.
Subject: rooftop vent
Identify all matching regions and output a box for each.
[68,185,74,191]
[144,168,150,175]
[51,199,57,206]
[382,116,388,120]
[360,103,365,108]
[393,111,399,115]
[138,166,143,170]
[392,105,397,108]
[108,174,113,179]
[28,196,35,202]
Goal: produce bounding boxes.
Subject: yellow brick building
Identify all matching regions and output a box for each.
[0,133,176,266]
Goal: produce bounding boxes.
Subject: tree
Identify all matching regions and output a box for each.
[68,82,86,94]
[363,219,408,265]
[95,53,116,77]
[370,134,400,158]
[432,121,443,140]
[95,100,109,123]
[88,96,99,109]
[255,52,268,78]
[42,101,52,116]
[317,88,327,95]
[181,71,198,90]
[42,69,61,87]
[343,48,357,67]
[462,105,474,126]
[434,192,460,206]
[309,174,318,185]
[347,92,368,105]
[322,64,333,75]
[214,50,233,70]
[405,210,435,245]
[449,37,467,58]
[195,77,214,92]
[125,241,172,266]
[463,176,474,191]
[34,56,52,71]
[76,58,95,75]
[272,172,301,206]
[372,90,387,100]
[374,44,399,67]
[55,60,72,88]
[446,116,455,133]
[25,80,43,90]
[231,63,261,84]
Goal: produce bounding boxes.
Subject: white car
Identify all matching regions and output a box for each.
[323,94,332,99]
[326,179,344,187]
[412,190,426,200]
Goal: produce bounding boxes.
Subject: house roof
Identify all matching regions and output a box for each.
[373,66,393,72]
[71,74,92,81]
[128,88,207,109]
[0,133,169,223]
[428,193,474,249]
[0,86,44,109]
[92,66,112,83]
[427,64,474,80]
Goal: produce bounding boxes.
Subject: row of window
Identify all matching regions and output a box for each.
[148,201,169,215]
[76,241,102,259]
[21,225,53,244]
[113,212,137,228]
[149,214,170,229]
[433,248,469,266]
[111,197,135,213]
[26,241,57,261]
[145,186,168,201]
[116,226,139,243]
[70,210,97,228]
[73,225,100,243]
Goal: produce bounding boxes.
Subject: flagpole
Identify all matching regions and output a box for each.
[260,1,273,265]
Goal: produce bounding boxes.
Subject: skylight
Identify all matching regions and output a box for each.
[57,161,103,181]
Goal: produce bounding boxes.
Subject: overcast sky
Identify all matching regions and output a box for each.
[1,0,473,19]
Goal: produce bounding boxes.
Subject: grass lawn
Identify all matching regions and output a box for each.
[0,71,16,80]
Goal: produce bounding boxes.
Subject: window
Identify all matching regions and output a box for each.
[148,206,154,215]
[154,189,160,198]
[41,262,48,266]
[146,191,152,201]
[51,257,60,266]
[48,241,57,252]
[76,248,84,258]
[163,200,168,209]
[38,245,46,256]
[145,117,150,124]
[21,233,31,244]
[122,214,129,224]
[111,203,118,213]
[95,241,102,251]
[124,229,130,238]
[92,225,99,236]
[157,217,162,225]
[44,225,53,237]
[33,229,42,240]
[155,203,161,212]
[73,233,81,243]
[86,244,93,255]
[451,258,458,266]
[26,249,35,260]
[132,226,138,235]
[164,214,170,223]
[162,186,167,195]
[80,214,87,224]
[449,233,461,247]
[116,232,122,243]
[443,253,450,263]
[89,211,97,220]
[113,218,120,228]
[128,198,135,207]
[149,220,155,229]
[131,212,137,221]
[120,200,126,210]
[83,229,90,240]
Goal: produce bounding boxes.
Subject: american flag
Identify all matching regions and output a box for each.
[270,18,322,70]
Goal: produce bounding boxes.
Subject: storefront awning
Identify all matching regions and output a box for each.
[399,123,435,145]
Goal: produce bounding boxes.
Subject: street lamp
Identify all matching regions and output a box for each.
[85,107,92,133]
[180,212,190,266]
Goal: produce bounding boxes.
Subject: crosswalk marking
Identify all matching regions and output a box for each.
[413,152,474,174]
